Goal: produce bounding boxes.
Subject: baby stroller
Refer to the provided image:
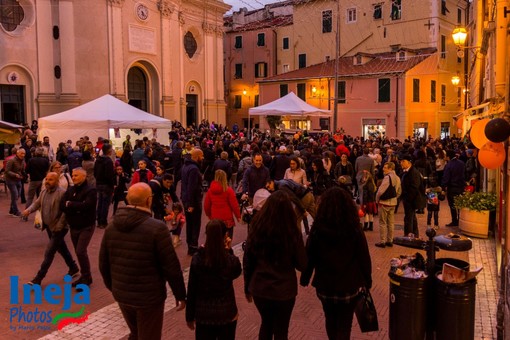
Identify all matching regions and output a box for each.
[241,189,271,250]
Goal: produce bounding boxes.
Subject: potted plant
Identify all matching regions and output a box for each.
[454,191,497,238]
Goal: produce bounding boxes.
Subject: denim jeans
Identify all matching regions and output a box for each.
[70,225,95,279]
[253,296,295,340]
[6,179,21,215]
[185,206,202,252]
[96,185,113,226]
[195,320,237,340]
[403,200,419,237]
[36,228,77,280]
[26,180,43,209]
[319,296,358,340]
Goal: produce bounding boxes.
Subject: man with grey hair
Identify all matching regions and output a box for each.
[5,148,26,217]
[23,172,79,285]
[25,147,50,210]
[61,167,97,287]
[212,151,232,181]
[375,161,401,248]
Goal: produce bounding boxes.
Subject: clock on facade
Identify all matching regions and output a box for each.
[135,3,149,21]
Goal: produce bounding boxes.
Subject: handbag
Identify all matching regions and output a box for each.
[379,175,397,200]
[355,288,379,333]
[34,210,43,230]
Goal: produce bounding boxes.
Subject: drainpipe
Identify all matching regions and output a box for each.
[495,0,509,101]
[395,75,399,138]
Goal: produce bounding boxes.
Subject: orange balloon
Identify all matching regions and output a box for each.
[456,118,464,129]
[471,120,479,127]
[470,118,490,149]
[478,141,506,169]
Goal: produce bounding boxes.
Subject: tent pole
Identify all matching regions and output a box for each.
[248,114,251,140]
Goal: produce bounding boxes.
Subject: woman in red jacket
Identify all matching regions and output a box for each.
[204,170,241,240]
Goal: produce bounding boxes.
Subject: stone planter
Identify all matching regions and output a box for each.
[459,208,490,239]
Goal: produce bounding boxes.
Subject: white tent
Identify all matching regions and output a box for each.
[248,92,331,116]
[248,92,331,135]
[38,94,172,147]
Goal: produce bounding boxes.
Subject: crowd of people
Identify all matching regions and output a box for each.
[1,119,480,339]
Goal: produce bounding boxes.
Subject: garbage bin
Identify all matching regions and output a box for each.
[389,272,428,340]
[435,273,476,340]
[434,258,470,275]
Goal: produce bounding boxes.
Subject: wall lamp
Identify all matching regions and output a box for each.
[452,27,482,58]
[243,89,247,96]
[451,74,460,86]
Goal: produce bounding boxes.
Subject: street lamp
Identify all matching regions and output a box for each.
[451,75,460,86]
[452,27,468,46]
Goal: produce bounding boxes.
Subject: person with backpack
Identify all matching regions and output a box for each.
[375,162,401,248]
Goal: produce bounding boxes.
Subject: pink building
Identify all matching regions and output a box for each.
[224,4,293,129]
[257,48,454,139]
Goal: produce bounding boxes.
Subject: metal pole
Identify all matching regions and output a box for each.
[333,0,340,132]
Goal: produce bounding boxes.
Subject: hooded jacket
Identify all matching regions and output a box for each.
[204,181,240,227]
[99,206,186,307]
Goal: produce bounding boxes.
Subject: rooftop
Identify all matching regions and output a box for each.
[260,48,438,82]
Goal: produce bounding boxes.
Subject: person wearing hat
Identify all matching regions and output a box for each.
[399,154,426,237]
[441,150,466,227]
[270,145,291,180]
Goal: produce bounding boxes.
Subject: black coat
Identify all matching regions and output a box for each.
[99,207,186,307]
[61,181,97,229]
[186,248,241,324]
[301,224,372,295]
[401,165,426,209]
[94,155,115,187]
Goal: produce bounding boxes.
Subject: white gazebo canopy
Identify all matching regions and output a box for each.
[248,92,331,117]
[38,94,172,145]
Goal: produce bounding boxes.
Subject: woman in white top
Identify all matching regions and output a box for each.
[42,161,73,190]
[284,156,308,186]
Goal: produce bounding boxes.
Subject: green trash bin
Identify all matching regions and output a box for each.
[389,272,428,340]
[435,273,476,340]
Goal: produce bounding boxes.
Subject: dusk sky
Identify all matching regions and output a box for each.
[223,0,281,13]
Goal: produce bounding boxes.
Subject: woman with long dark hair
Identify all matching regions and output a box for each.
[186,220,242,340]
[301,187,372,339]
[243,190,307,340]
[311,158,332,198]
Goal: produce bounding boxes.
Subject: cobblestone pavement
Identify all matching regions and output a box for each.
[0,186,498,339]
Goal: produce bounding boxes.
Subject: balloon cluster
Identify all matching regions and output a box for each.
[470,117,510,169]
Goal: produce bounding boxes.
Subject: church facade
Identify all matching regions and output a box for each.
[0,0,230,128]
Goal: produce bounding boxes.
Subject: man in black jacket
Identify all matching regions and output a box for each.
[94,144,115,228]
[181,148,204,255]
[61,168,97,286]
[99,182,186,339]
[442,150,466,227]
[399,155,425,237]
[25,147,50,209]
